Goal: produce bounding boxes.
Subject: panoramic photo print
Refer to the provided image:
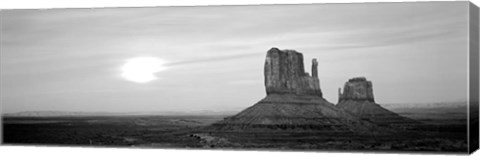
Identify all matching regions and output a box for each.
[1,1,479,154]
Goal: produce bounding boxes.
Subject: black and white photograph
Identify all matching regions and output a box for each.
[1,1,479,155]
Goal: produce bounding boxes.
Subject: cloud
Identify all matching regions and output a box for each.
[227,79,260,85]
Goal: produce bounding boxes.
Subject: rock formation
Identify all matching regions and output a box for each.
[264,48,322,96]
[208,48,381,134]
[338,77,374,102]
[336,77,418,127]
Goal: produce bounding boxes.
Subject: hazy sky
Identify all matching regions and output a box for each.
[1,2,470,113]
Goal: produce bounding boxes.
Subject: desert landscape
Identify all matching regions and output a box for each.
[2,2,477,154]
[2,104,469,152]
[2,48,471,153]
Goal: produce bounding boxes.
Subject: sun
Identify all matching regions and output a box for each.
[121,57,167,83]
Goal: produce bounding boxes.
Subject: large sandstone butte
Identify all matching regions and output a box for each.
[336,77,417,127]
[209,48,380,134]
[264,48,322,96]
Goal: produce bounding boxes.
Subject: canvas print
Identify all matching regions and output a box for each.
[1,1,479,154]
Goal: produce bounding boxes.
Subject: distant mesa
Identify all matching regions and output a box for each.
[208,48,382,134]
[336,77,418,127]
[338,77,374,102]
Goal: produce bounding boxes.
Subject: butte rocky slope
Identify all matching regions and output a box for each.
[208,48,379,134]
[336,77,418,128]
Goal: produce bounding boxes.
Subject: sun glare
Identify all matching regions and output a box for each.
[121,57,167,83]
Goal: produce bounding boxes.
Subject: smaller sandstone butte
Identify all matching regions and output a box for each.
[336,77,418,127]
[265,47,322,97]
[338,77,374,102]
